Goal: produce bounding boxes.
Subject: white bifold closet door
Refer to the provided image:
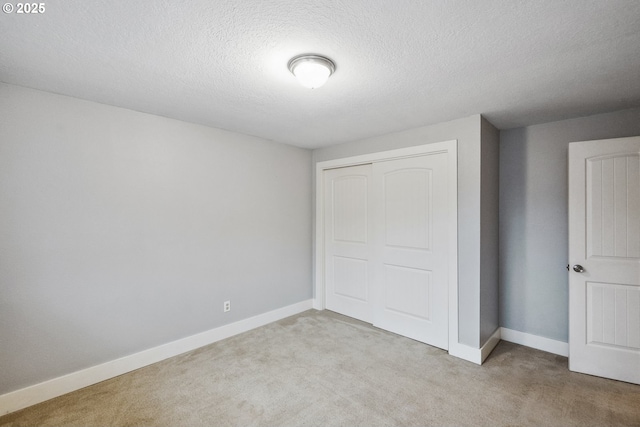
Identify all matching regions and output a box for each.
[324,153,449,349]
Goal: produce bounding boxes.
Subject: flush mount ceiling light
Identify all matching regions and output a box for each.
[288,54,336,89]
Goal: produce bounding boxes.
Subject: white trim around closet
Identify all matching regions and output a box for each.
[313,140,470,361]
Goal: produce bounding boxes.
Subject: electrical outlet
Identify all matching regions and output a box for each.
[224,301,231,312]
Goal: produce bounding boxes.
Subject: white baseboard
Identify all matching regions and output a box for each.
[500,327,568,357]
[480,328,502,362]
[0,299,313,416]
[447,343,480,364]
[448,327,501,365]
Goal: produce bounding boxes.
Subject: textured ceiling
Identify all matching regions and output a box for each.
[1,0,639,149]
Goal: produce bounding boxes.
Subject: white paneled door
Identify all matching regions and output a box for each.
[371,154,449,349]
[569,136,640,385]
[323,152,451,349]
[324,164,373,323]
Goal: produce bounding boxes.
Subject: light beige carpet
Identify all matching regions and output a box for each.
[1,309,639,426]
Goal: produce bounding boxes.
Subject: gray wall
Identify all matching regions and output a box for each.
[0,83,312,394]
[480,118,500,344]
[313,115,495,348]
[499,107,640,342]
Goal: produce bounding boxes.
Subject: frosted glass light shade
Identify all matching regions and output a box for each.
[288,55,335,89]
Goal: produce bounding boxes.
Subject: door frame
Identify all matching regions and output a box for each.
[314,140,459,351]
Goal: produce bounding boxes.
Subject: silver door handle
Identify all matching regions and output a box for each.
[573,265,585,273]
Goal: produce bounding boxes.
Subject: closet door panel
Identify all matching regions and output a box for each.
[324,164,373,322]
[371,154,449,349]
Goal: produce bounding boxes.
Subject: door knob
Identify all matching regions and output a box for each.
[573,265,585,273]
